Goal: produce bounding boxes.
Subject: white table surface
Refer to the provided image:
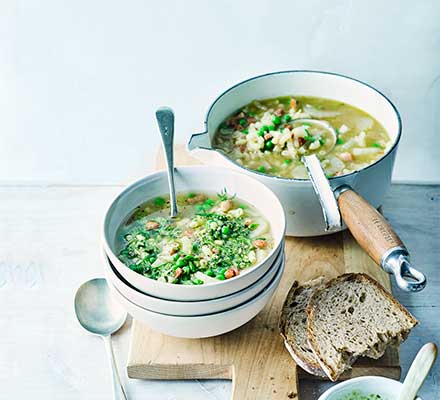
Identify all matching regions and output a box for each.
[1,183,438,399]
[1,0,440,185]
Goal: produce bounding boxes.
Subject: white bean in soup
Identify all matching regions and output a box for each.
[117,191,274,285]
[213,96,392,179]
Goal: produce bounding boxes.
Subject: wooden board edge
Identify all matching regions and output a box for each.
[128,364,231,380]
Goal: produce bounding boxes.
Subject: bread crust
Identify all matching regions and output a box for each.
[306,273,418,381]
[279,278,327,378]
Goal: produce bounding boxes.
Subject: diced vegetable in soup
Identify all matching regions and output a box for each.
[118,191,274,285]
[213,96,392,179]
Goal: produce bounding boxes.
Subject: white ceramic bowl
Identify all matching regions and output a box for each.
[318,376,422,400]
[108,252,285,338]
[188,70,401,236]
[102,246,284,316]
[103,166,286,301]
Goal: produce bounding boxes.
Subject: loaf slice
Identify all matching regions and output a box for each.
[279,277,327,377]
[306,273,418,381]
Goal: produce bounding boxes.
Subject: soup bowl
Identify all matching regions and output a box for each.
[318,376,422,400]
[102,246,284,316]
[187,70,401,237]
[103,166,286,301]
[107,251,285,338]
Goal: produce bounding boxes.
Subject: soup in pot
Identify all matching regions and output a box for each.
[213,96,392,179]
[117,191,274,285]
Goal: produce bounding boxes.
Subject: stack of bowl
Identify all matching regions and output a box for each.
[102,166,286,338]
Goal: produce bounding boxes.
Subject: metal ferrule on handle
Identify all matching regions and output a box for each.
[381,246,426,292]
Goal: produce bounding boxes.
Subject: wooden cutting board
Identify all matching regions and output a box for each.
[126,145,400,399]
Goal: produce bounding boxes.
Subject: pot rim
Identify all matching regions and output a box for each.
[194,69,402,183]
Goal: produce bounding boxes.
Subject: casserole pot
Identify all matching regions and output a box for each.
[188,70,426,292]
[188,70,401,237]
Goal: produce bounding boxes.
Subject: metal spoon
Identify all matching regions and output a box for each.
[398,342,438,400]
[74,278,128,400]
[156,106,178,217]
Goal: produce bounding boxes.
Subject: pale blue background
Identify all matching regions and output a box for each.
[1,0,439,184]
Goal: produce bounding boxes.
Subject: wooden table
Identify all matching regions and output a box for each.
[0,183,438,399]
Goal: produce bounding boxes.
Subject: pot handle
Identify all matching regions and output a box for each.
[335,186,426,292]
[187,131,211,151]
[302,155,342,232]
[303,154,426,292]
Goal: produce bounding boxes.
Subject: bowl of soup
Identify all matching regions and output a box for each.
[102,246,284,316]
[102,166,285,301]
[318,376,422,400]
[187,71,401,236]
[107,251,285,338]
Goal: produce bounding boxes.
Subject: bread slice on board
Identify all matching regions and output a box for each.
[306,273,418,381]
[279,277,327,377]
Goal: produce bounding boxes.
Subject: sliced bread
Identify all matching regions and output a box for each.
[279,277,327,377]
[306,273,418,381]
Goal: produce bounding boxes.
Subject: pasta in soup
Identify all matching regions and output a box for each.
[117,191,274,285]
[213,96,392,179]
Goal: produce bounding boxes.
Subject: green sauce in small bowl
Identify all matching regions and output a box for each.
[338,391,385,400]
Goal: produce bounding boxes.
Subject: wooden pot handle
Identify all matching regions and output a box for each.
[337,189,405,266]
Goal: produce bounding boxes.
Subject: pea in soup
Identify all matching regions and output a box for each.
[118,191,274,285]
[213,96,392,179]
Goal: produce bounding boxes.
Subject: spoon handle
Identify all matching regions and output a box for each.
[398,342,438,400]
[156,107,178,217]
[103,335,128,400]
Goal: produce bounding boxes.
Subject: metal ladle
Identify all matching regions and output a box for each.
[300,122,426,292]
[156,106,178,217]
[74,278,128,399]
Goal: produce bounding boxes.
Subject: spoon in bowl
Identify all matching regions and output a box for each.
[74,278,128,400]
[156,106,178,217]
[398,342,437,400]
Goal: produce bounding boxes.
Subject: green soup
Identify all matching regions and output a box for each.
[117,191,273,285]
[213,96,391,179]
[336,390,385,400]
